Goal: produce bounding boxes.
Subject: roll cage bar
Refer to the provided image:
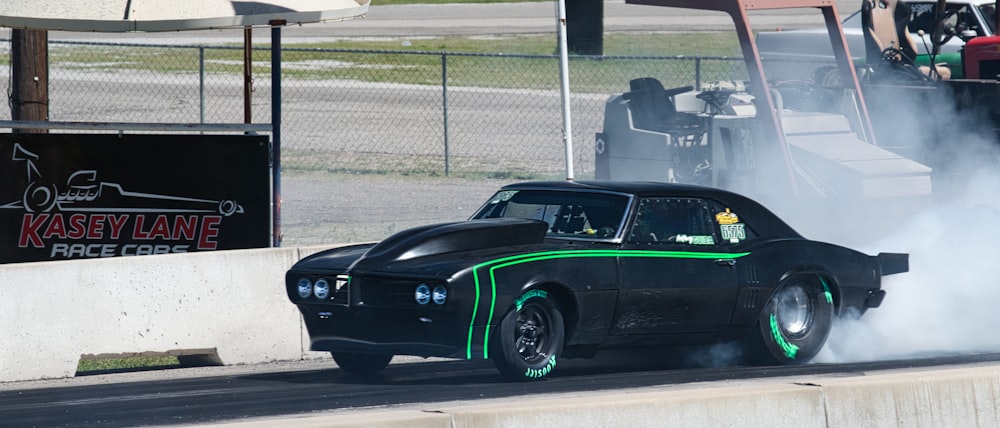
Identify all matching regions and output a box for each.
[624,0,877,196]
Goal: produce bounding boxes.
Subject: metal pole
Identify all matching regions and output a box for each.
[199,46,205,126]
[442,53,450,176]
[244,27,253,124]
[556,0,574,181]
[695,56,702,90]
[270,23,284,248]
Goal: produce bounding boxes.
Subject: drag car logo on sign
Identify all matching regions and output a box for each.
[0,134,271,264]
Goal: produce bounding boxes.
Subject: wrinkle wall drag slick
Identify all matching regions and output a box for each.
[0,134,271,264]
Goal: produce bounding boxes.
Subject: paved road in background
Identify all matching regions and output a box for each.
[0,0,866,246]
[2,0,860,43]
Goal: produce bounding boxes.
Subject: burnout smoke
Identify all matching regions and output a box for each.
[750,11,1000,363]
[817,167,1000,363]
[809,80,1000,363]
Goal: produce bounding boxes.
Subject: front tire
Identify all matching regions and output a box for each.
[492,290,564,381]
[331,352,393,376]
[753,276,833,364]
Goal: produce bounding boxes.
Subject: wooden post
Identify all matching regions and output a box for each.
[10,29,49,133]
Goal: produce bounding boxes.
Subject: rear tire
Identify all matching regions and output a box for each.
[23,182,58,213]
[492,290,564,381]
[331,352,393,376]
[752,276,833,364]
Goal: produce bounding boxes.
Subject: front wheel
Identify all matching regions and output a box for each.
[331,352,393,376]
[492,290,564,381]
[752,276,833,365]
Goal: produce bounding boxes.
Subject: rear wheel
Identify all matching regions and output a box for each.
[752,276,833,364]
[492,290,564,381]
[331,352,393,376]
[23,182,58,213]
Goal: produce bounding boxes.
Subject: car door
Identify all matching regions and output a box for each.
[611,197,740,335]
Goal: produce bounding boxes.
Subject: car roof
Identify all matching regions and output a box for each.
[501,180,733,197]
[500,180,803,238]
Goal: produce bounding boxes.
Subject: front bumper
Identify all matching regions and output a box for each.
[310,337,461,358]
[298,304,471,359]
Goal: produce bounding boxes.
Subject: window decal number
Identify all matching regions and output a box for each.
[721,223,746,243]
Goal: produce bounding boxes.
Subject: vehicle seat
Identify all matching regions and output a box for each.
[623,77,704,137]
[861,0,918,63]
[552,205,587,234]
[862,0,948,79]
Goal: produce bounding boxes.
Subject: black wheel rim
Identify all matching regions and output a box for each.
[514,302,552,364]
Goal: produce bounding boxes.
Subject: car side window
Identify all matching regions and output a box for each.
[627,198,715,245]
[911,3,984,36]
[908,5,935,34]
[982,4,996,34]
[627,197,757,246]
[472,190,629,239]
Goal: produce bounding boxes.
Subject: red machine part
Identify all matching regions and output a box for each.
[963,35,1000,79]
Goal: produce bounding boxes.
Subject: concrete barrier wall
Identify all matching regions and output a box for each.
[0,246,338,383]
[210,364,1000,427]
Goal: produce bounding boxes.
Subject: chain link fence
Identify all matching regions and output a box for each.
[2,40,750,179]
[1,39,756,244]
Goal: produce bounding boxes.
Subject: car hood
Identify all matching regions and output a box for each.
[292,243,375,272]
[291,218,549,273]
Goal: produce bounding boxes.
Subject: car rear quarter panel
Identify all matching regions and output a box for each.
[738,239,882,319]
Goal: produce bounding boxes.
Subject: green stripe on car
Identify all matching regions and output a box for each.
[465,249,751,360]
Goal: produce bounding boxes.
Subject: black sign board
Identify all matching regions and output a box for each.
[0,134,271,264]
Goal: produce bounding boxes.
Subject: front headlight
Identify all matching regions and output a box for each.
[297,278,312,299]
[415,283,431,305]
[314,278,331,300]
[432,285,447,305]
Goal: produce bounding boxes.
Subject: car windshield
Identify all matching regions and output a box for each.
[980,4,995,34]
[844,9,862,28]
[471,189,630,239]
[844,3,995,35]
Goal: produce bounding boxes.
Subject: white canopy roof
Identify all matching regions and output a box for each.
[0,0,369,32]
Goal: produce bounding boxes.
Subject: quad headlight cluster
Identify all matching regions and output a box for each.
[415,283,448,306]
[296,275,348,300]
[295,275,446,306]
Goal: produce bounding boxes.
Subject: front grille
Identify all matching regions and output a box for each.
[357,277,445,309]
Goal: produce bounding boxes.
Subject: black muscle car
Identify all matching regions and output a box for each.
[286,181,908,381]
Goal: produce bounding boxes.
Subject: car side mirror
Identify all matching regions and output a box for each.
[959,30,979,42]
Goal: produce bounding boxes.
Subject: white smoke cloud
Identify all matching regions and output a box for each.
[816,135,1000,363]
[743,26,1000,362]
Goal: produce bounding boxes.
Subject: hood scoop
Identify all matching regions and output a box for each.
[356,218,548,266]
